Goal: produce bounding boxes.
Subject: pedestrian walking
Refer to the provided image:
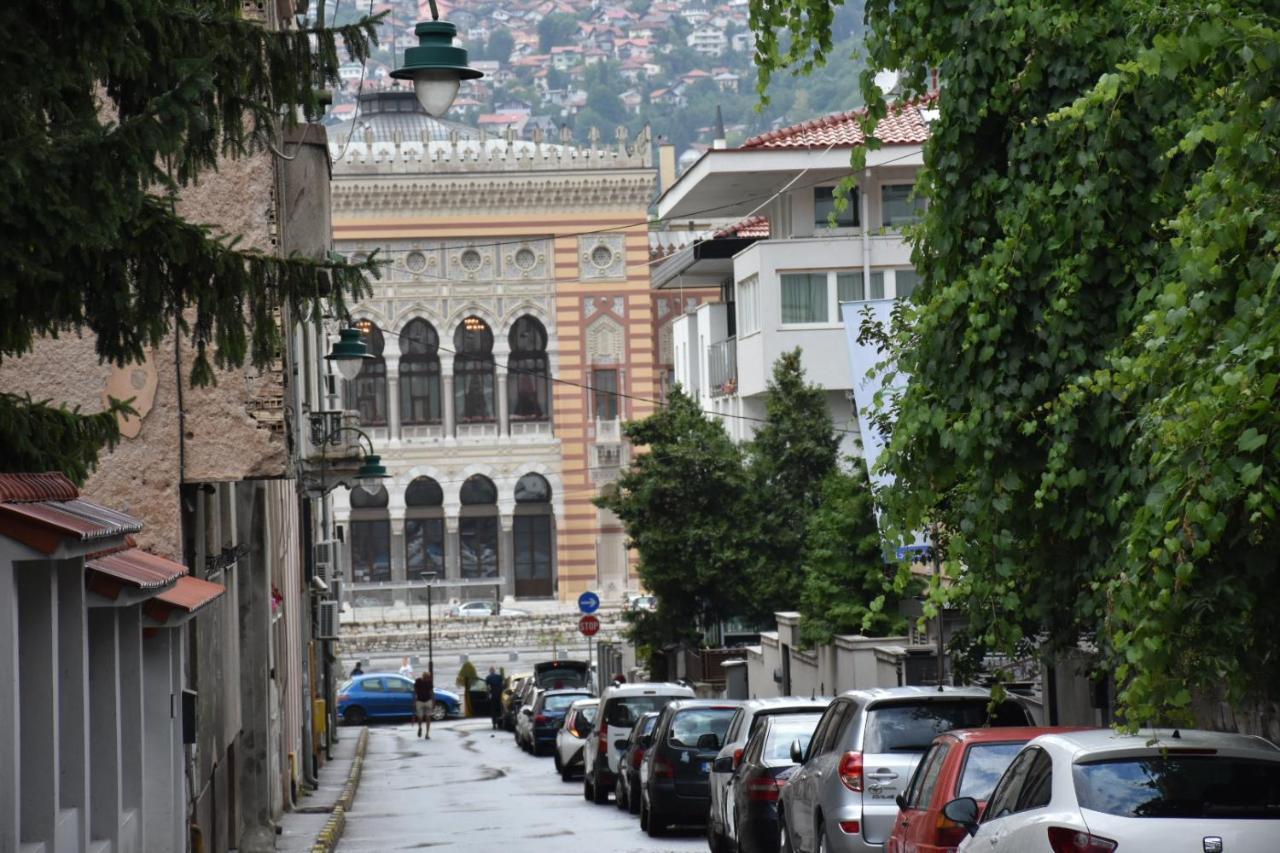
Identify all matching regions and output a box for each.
[350,660,364,677]
[398,656,414,679]
[414,670,435,738]
[484,667,505,730]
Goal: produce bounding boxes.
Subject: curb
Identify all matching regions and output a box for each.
[310,727,369,853]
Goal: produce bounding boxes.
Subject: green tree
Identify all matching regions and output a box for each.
[798,464,908,647]
[487,28,515,63]
[537,12,578,52]
[743,350,840,622]
[595,389,751,658]
[0,0,379,481]
[750,0,1280,724]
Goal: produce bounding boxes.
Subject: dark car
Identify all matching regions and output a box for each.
[614,711,660,815]
[523,689,593,756]
[584,682,696,805]
[638,698,742,837]
[533,659,591,691]
[335,673,462,724]
[727,711,825,853]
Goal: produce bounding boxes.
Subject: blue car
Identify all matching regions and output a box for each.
[336,673,461,725]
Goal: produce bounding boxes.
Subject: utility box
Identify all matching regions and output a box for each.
[722,659,748,700]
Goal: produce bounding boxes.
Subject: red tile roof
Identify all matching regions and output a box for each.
[742,95,935,150]
[0,472,143,554]
[713,215,770,239]
[155,575,226,615]
[87,548,187,590]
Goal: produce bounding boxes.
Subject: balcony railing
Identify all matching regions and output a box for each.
[709,336,737,397]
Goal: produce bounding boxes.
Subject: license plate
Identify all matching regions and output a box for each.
[700,761,710,774]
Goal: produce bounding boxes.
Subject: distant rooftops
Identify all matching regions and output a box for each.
[743,94,936,150]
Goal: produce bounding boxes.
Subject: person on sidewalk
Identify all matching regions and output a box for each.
[350,660,364,677]
[414,670,435,738]
[485,667,505,730]
[399,656,414,679]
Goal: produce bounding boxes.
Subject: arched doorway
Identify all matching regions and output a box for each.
[404,476,445,580]
[458,474,498,579]
[349,485,390,582]
[513,473,554,598]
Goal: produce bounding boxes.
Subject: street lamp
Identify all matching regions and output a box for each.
[325,326,373,382]
[390,0,484,117]
[319,425,387,496]
[419,571,439,676]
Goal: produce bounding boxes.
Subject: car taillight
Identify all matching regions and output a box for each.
[632,747,646,769]
[838,820,860,834]
[337,693,349,703]
[1047,827,1118,853]
[746,775,783,801]
[535,714,549,725]
[733,747,744,769]
[838,751,863,792]
[934,812,967,848]
[653,755,675,778]
[598,724,608,754]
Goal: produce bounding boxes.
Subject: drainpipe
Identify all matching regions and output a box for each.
[861,168,871,295]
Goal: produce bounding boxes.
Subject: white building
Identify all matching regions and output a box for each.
[654,100,933,458]
[686,25,729,57]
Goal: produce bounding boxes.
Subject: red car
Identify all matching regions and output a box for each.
[886,726,1092,853]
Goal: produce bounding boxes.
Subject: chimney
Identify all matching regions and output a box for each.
[658,138,677,194]
[713,104,727,150]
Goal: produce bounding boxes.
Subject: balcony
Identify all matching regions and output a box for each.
[708,337,737,397]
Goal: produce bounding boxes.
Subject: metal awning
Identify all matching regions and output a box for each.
[87,547,187,590]
[651,236,759,289]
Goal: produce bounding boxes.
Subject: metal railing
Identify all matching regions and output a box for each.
[708,336,737,397]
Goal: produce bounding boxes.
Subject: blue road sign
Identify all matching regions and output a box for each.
[577,591,600,614]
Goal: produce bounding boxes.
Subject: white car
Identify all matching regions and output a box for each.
[447,600,529,618]
[555,698,599,780]
[946,728,1280,853]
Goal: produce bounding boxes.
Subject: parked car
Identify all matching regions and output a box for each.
[514,687,543,750]
[555,699,599,781]
[501,674,531,731]
[336,673,462,724]
[627,593,657,611]
[446,600,529,618]
[521,688,593,756]
[778,686,1033,853]
[943,728,1280,853]
[729,710,827,853]
[638,698,743,837]
[584,681,696,805]
[887,727,1090,853]
[532,658,592,691]
[616,711,661,814]
[709,697,832,853]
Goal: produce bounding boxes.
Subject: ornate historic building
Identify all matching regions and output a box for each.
[327,90,660,602]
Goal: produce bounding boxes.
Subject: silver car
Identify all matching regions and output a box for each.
[708,696,832,853]
[554,698,599,781]
[779,686,1033,853]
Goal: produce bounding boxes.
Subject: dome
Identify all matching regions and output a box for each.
[677,148,702,174]
[329,90,480,144]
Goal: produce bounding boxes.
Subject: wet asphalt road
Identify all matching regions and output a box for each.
[337,718,706,852]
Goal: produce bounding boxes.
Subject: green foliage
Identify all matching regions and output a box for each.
[538,12,579,52]
[744,350,840,621]
[0,395,137,486]
[0,0,381,477]
[798,463,907,646]
[751,0,1280,724]
[485,28,515,63]
[596,389,752,647]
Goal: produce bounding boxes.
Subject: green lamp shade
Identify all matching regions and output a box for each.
[354,454,387,495]
[326,327,372,381]
[391,21,483,116]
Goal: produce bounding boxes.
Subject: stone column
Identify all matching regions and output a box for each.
[389,509,406,584]
[496,370,509,436]
[385,360,401,441]
[499,514,515,600]
[444,515,461,601]
[441,356,456,438]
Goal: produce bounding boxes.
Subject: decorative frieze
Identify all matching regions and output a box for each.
[331,174,656,216]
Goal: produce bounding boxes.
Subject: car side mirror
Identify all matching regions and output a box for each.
[894,793,906,809]
[697,733,721,750]
[712,755,735,773]
[638,734,653,749]
[789,738,805,764]
[615,738,631,750]
[941,797,980,836]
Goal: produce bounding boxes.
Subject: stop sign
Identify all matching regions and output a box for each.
[578,614,600,637]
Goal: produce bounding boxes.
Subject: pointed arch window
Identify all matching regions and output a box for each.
[349,485,390,582]
[454,317,495,423]
[508,316,550,422]
[400,319,442,425]
[513,473,554,597]
[459,474,498,578]
[345,322,387,426]
[405,476,445,577]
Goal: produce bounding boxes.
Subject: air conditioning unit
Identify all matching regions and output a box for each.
[314,540,337,585]
[317,600,340,639]
[331,578,344,608]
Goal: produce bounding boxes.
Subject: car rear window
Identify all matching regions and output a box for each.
[537,671,588,689]
[668,707,737,748]
[606,695,680,727]
[865,700,998,752]
[956,742,1026,799]
[763,713,824,762]
[544,693,592,712]
[1074,755,1280,818]
[580,704,598,722]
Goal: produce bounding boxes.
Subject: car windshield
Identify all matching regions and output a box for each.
[763,713,824,762]
[607,695,679,727]
[865,700,996,752]
[957,742,1027,799]
[668,707,737,748]
[1074,755,1280,818]
[544,693,592,712]
[536,669,588,689]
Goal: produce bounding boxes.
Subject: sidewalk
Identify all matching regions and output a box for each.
[276,730,363,852]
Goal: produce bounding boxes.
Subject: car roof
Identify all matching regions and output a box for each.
[838,685,993,703]
[357,672,410,679]
[1031,728,1280,759]
[567,698,599,709]
[740,697,831,713]
[602,682,695,698]
[939,726,1091,745]
[543,688,594,697]
[664,698,744,711]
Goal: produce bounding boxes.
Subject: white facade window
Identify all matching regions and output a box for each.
[895,268,922,298]
[815,186,858,229]
[737,275,760,335]
[780,272,829,324]
[882,184,926,228]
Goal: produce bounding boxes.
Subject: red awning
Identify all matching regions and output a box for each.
[86,547,187,590]
[0,473,142,554]
[154,575,225,615]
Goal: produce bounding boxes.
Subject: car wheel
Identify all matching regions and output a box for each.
[639,796,650,832]
[560,758,574,782]
[584,775,595,802]
[432,703,447,721]
[778,815,794,853]
[554,752,563,772]
[592,773,610,804]
[615,775,627,810]
[815,820,831,853]
[628,781,641,815]
[343,706,367,725]
[646,802,666,838]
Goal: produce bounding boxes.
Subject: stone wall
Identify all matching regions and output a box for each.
[337,610,623,654]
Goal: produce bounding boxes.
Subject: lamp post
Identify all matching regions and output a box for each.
[390,0,484,117]
[325,326,374,382]
[316,425,387,496]
[419,571,439,676]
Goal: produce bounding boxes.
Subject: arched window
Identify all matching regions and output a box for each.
[349,485,390,582]
[404,476,445,578]
[508,316,550,421]
[459,474,498,578]
[400,319,441,425]
[346,322,387,426]
[513,473,554,597]
[454,317,495,423]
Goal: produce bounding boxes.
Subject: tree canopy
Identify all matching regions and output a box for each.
[0,0,380,480]
[748,0,1280,724]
